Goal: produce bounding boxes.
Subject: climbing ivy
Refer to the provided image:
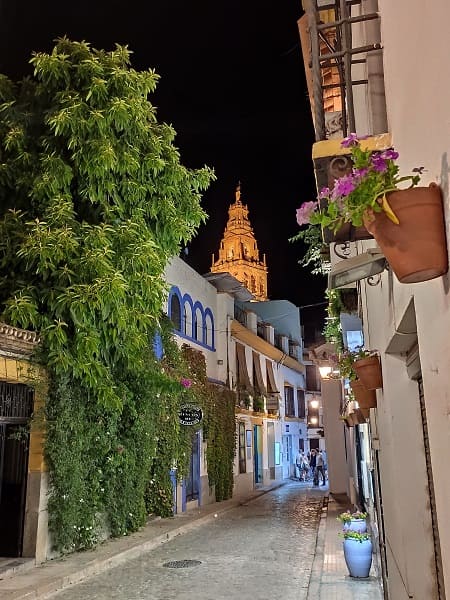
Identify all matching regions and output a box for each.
[323,289,344,350]
[181,345,236,502]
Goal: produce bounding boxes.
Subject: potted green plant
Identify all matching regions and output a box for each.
[252,395,265,413]
[338,510,368,533]
[337,511,352,524]
[332,347,382,390]
[339,530,373,578]
[296,133,448,283]
[351,348,382,391]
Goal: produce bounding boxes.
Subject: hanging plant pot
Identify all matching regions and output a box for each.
[343,537,373,578]
[350,380,377,409]
[364,184,448,284]
[353,356,382,390]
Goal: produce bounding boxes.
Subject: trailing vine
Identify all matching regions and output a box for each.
[289,223,331,275]
[323,289,344,350]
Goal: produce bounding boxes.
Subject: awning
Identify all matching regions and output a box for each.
[253,351,267,395]
[266,360,279,394]
[236,342,252,391]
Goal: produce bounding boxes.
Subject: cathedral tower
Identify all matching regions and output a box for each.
[211,184,268,301]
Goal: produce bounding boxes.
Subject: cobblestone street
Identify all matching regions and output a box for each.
[51,483,324,600]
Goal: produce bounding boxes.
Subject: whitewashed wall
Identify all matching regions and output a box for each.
[358,2,450,596]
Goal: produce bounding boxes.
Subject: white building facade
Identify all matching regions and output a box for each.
[299,1,450,598]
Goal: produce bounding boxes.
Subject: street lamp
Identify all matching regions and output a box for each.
[319,365,333,379]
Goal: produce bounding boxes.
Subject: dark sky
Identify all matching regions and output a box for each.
[0,1,327,338]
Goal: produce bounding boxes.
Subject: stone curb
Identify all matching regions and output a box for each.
[306,493,329,599]
[1,483,287,600]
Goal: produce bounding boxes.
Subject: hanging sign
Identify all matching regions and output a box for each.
[179,403,203,426]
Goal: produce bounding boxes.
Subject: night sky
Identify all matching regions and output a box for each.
[0,1,327,339]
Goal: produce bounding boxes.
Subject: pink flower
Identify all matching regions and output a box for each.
[116,445,124,454]
[318,186,330,200]
[353,167,369,179]
[181,378,192,388]
[341,133,359,148]
[332,174,356,199]
[296,201,317,226]
[371,154,388,172]
[381,149,399,161]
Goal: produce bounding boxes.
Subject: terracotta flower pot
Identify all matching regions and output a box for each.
[353,356,382,390]
[363,184,448,283]
[350,379,377,409]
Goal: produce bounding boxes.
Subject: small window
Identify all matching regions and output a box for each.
[297,389,306,418]
[284,386,295,417]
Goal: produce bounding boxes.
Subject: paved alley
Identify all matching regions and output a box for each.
[49,482,324,600]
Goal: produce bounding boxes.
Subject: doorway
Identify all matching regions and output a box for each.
[253,425,263,484]
[282,434,292,479]
[185,431,200,503]
[0,382,33,557]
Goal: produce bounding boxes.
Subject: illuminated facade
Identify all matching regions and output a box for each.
[210,185,268,301]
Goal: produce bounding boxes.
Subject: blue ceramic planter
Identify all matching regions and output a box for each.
[343,518,367,533]
[343,538,372,578]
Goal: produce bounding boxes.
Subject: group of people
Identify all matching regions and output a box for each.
[295,448,327,486]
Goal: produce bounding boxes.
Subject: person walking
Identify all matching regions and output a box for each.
[309,449,317,484]
[301,453,310,481]
[322,449,328,481]
[295,449,303,481]
[316,450,326,485]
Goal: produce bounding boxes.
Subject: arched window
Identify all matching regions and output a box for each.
[169,293,182,331]
[193,304,204,341]
[204,309,215,349]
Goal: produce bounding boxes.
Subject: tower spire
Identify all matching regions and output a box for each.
[210,184,268,301]
[235,181,241,203]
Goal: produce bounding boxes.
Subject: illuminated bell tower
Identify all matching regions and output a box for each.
[211,184,268,301]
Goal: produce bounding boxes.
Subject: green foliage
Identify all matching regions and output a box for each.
[252,395,264,412]
[180,345,236,502]
[44,322,195,552]
[289,223,330,275]
[0,38,214,410]
[337,510,367,524]
[340,530,371,542]
[0,39,220,553]
[323,290,343,350]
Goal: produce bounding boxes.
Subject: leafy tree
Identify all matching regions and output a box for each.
[0,38,214,409]
[0,39,217,552]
